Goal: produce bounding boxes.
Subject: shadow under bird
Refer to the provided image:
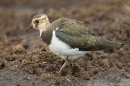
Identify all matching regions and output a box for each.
[26,14,124,74]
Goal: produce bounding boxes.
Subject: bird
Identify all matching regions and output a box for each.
[26,14,124,74]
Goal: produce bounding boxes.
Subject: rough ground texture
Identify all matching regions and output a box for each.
[0,0,130,86]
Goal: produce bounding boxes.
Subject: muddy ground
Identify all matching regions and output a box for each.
[0,0,130,86]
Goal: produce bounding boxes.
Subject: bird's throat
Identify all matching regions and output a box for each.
[39,21,50,37]
[39,29,43,37]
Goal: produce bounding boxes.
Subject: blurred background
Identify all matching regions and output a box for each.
[0,0,130,86]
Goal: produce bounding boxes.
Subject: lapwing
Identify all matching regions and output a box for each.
[26,14,124,73]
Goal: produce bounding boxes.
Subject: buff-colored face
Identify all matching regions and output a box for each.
[26,14,49,32]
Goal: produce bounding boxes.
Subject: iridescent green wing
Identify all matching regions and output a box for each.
[55,19,101,51]
[55,18,122,51]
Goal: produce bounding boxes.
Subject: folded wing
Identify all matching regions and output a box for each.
[55,19,123,51]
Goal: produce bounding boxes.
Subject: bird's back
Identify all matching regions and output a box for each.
[49,18,123,51]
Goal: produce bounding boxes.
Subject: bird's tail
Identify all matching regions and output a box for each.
[98,38,124,50]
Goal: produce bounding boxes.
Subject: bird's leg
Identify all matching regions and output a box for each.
[59,57,71,74]
[59,60,67,73]
[66,57,71,75]
[75,62,83,78]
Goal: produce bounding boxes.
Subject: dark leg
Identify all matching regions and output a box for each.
[75,62,83,78]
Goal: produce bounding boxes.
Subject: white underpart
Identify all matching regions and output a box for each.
[39,29,43,37]
[49,27,87,59]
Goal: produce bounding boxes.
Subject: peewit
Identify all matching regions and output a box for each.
[26,14,124,73]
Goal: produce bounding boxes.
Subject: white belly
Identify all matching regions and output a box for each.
[49,30,87,59]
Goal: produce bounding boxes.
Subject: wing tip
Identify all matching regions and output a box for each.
[121,43,125,47]
[118,43,124,48]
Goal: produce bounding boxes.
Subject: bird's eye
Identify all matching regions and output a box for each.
[35,20,39,23]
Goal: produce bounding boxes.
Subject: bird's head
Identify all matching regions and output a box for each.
[26,14,50,36]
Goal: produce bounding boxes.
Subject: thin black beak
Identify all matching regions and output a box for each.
[26,25,33,32]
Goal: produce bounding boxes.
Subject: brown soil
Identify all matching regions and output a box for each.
[0,0,130,86]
